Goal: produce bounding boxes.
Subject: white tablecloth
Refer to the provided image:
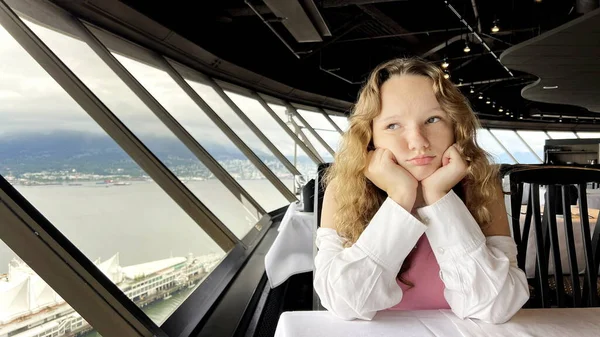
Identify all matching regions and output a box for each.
[265,202,315,288]
[275,308,600,337]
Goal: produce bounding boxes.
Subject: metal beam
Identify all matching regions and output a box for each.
[0,3,165,336]
[285,103,336,157]
[421,33,471,59]
[513,130,543,163]
[157,60,297,202]
[290,118,324,162]
[338,27,465,43]
[202,76,302,177]
[358,4,418,44]
[443,0,513,77]
[456,76,533,87]
[252,93,324,164]
[0,0,237,251]
[470,0,482,33]
[0,183,161,337]
[322,0,409,7]
[318,108,344,135]
[73,21,269,230]
[487,128,519,163]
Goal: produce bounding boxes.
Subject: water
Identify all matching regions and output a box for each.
[0,179,295,333]
[1,179,294,273]
[81,286,197,336]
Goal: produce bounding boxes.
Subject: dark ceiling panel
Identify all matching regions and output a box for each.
[83,0,591,125]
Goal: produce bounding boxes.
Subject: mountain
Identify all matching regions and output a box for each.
[0,131,314,176]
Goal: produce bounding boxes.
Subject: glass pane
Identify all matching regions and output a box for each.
[3,19,225,325]
[182,79,290,211]
[109,53,286,226]
[476,129,516,164]
[297,109,342,152]
[516,130,548,160]
[23,18,265,237]
[0,239,102,336]
[225,91,315,180]
[291,116,334,163]
[329,114,349,132]
[576,132,600,139]
[489,129,541,164]
[547,131,577,139]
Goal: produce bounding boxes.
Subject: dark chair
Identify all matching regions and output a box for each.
[314,163,332,229]
[312,162,332,310]
[508,166,600,308]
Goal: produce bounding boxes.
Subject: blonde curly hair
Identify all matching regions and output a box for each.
[325,57,501,249]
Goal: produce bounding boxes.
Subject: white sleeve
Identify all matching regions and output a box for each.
[417,190,530,324]
[313,198,426,320]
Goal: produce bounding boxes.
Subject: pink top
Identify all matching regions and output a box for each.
[388,234,450,310]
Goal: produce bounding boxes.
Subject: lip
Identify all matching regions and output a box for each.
[408,155,435,166]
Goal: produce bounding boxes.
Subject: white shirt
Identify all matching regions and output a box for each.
[314,190,530,323]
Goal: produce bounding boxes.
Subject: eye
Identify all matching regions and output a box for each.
[426,116,441,124]
[386,123,400,130]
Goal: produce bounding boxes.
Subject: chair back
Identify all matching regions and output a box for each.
[508,166,600,308]
[312,162,331,310]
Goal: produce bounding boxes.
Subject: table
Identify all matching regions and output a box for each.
[274,308,600,337]
[265,201,315,288]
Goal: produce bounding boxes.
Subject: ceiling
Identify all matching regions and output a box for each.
[50,0,600,128]
[501,7,600,113]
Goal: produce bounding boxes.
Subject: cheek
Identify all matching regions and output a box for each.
[431,126,454,147]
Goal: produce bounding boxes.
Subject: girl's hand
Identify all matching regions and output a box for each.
[364,148,418,211]
[420,144,469,204]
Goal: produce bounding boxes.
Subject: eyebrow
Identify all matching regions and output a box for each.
[376,107,445,124]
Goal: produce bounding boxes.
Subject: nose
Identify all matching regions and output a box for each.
[406,126,430,151]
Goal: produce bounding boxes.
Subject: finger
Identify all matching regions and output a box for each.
[443,155,451,166]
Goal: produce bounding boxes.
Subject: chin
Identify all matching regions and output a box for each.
[409,166,439,182]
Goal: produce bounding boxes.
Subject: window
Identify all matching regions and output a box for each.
[225,91,315,181]
[0,240,102,336]
[22,19,268,237]
[476,129,516,164]
[489,129,541,163]
[516,130,549,160]
[1,19,225,326]
[297,108,342,152]
[179,77,291,210]
[328,114,349,132]
[576,132,600,139]
[546,131,577,139]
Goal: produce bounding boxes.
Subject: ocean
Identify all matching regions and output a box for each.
[0,179,295,332]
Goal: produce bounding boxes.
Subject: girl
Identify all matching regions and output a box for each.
[314,58,529,323]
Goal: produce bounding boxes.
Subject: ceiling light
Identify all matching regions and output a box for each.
[510,114,514,118]
[464,42,471,53]
[498,107,504,112]
[486,98,491,104]
[478,93,483,99]
[543,85,558,90]
[470,86,475,94]
[444,73,450,79]
[492,102,496,108]
[505,112,510,115]
[519,116,523,119]
[491,21,500,33]
[442,59,449,69]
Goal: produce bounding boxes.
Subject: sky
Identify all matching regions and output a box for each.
[1,17,596,166]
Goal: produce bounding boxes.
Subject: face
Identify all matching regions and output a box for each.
[372,74,455,181]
